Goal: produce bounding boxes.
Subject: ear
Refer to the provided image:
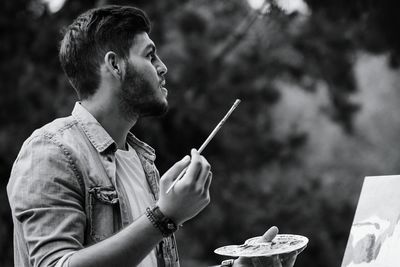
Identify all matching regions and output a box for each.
[104,51,124,80]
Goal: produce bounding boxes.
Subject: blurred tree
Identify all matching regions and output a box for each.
[2,0,400,266]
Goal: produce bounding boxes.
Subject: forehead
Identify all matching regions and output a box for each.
[129,32,155,55]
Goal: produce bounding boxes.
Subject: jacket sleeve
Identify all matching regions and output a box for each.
[7,133,86,267]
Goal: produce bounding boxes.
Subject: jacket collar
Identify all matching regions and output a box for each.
[71,102,156,160]
[127,133,156,161]
[71,102,117,153]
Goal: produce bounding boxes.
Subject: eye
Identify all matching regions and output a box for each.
[146,52,156,62]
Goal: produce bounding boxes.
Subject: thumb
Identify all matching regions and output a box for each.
[161,155,190,185]
[261,226,279,242]
[235,256,252,265]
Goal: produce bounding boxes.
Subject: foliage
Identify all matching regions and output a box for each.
[1,0,400,266]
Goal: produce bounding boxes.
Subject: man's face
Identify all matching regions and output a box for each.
[118,32,168,119]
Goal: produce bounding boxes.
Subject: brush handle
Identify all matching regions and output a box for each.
[165,167,187,194]
[165,99,241,194]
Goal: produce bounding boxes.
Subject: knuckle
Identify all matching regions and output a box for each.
[206,163,211,170]
[181,181,194,191]
[204,163,211,172]
[194,185,203,195]
[193,160,202,169]
[187,182,196,191]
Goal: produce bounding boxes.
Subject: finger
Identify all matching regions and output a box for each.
[280,251,297,261]
[297,245,307,255]
[251,256,273,267]
[182,149,202,183]
[271,255,283,267]
[281,252,298,267]
[196,155,211,183]
[236,256,252,265]
[251,256,264,267]
[203,171,212,194]
[160,155,190,185]
[261,226,279,242]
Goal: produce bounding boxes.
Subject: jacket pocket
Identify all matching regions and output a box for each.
[88,186,119,243]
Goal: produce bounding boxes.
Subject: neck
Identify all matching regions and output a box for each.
[81,100,139,150]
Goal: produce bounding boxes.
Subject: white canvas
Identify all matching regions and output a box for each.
[341,175,400,267]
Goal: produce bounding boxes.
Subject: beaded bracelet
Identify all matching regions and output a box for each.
[145,206,178,237]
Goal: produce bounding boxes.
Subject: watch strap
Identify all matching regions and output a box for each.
[146,205,178,237]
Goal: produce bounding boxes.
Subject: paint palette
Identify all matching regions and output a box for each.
[214,234,308,257]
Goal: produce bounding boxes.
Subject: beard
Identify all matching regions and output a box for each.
[118,63,168,120]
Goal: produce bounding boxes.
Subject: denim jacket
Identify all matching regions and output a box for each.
[7,102,179,267]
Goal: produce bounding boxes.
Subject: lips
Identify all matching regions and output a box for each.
[159,80,167,96]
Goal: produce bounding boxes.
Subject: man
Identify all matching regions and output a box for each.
[7,5,299,267]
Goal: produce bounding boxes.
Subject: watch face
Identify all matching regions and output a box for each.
[214,234,308,257]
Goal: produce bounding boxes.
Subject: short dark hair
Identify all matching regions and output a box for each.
[59,5,151,99]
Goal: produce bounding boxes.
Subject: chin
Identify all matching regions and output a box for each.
[140,100,168,117]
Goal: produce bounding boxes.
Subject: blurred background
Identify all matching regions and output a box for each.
[1,0,400,266]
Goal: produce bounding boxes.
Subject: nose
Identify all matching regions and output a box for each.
[157,58,168,77]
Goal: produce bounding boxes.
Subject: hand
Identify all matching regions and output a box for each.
[157,149,212,225]
[233,226,301,267]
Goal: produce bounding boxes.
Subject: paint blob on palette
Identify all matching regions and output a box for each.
[214,234,308,257]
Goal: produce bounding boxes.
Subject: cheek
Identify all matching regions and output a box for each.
[134,60,158,82]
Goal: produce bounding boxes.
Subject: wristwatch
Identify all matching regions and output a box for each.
[221,259,235,267]
[145,205,178,237]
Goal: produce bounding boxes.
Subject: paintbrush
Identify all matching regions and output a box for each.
[166,99,241,194]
